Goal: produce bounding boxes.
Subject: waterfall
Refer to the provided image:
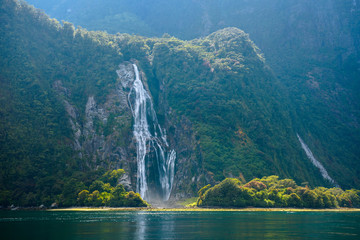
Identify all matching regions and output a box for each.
[123,64,176,201]
[297,134,338,187]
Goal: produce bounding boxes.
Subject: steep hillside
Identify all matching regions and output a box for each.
[0,0,129,206]
[25,0,360,188]
[0,0,358,206]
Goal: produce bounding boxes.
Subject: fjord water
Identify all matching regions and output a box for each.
[1,211,359,240]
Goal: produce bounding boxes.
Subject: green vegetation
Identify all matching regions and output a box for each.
[197,176,360,209]
[0,0,129,207]
[149,28,322,186]
[0,0,359,207]
[76,169,148,207]
[27,0,360,190]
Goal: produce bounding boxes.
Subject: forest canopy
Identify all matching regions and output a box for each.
[197,176,360,209]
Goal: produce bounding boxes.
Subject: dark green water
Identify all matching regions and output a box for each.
[1,211,359,239]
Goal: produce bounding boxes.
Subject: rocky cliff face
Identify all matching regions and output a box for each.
[52,63,136,190]
[156,85,209,200]
[166,115,211,200]
[53,61,206,200]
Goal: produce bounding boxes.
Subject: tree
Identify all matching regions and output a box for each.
[287,193,302,207]
[89,180,105,192]
[102,169,125,186]
[125,191,147,207]
[77,190,89,206]
[88,190,102,207]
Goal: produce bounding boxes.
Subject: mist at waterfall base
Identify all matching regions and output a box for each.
[118,64,176,204]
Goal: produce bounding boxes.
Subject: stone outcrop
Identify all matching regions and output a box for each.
[53,64,136,190]
[53,62,206,199]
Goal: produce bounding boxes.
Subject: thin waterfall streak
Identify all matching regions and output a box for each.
[165,150,176,200]
[297,133,339,187]
[120,63,176,201]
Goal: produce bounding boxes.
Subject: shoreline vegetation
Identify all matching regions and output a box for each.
[4,175,360,211]
[3,175,360,211]
[196,176,360,209]
[2,205,360,212]
[48,207,360,212]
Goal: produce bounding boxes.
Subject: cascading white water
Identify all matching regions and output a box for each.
[297,134,338,187]
[124,64,176,201]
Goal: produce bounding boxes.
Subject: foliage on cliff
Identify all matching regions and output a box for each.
[26,0,360,189]
[197,176,360,208]
[148,28,324,186]
[1,0,359,207]
[0,0,127,207]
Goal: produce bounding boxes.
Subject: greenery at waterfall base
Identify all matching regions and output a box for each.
[196,176,360,209]
[76,169,147,207]
[0,166,148,207]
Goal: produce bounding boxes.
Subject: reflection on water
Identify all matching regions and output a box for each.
[135,212,146,240]
[135,212,176,239]
[0,211,360,240]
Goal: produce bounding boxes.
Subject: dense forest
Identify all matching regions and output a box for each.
[197,176,360,209]
[0,0,359,207]
[0,0,125,206]
[26,0,360,189]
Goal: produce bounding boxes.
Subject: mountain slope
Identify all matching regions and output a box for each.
[0,0,128,205]
[0,0,359,206]
[25,0,360,188]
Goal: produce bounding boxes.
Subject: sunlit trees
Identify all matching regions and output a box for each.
[197,176,359,209]
[75,169,148,207]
